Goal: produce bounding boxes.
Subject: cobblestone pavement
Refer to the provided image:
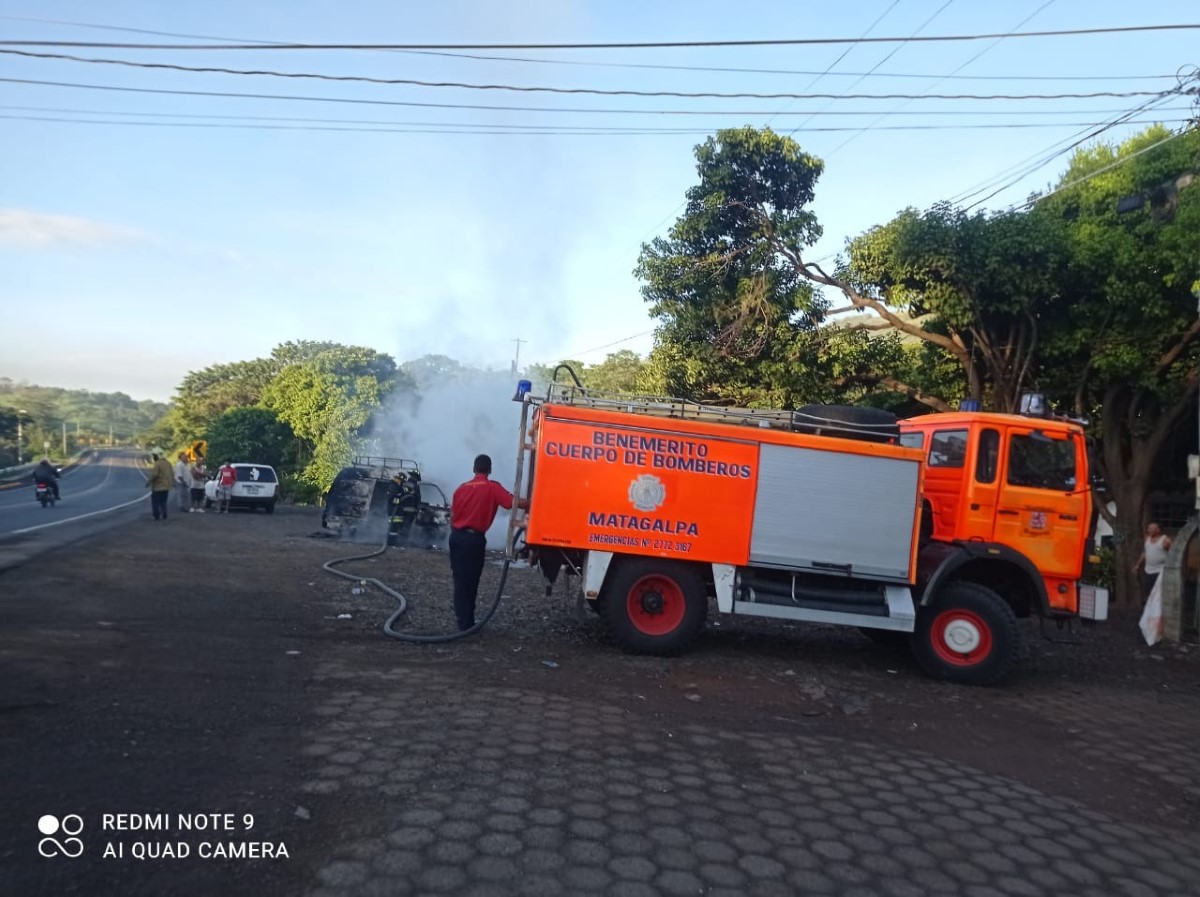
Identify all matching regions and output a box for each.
[300,661,1200,897]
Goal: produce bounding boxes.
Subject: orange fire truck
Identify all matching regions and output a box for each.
[508,381,1097,685]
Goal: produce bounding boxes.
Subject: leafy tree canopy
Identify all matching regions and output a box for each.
[205,407,296,470]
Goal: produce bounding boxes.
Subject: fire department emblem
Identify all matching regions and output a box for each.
[1029,511,1048,531]
[628,474,666,512]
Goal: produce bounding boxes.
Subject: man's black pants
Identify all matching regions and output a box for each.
[150,490,169,520]
[448,528,487,631]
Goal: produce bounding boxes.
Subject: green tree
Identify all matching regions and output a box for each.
[1033,125,1200,604]
[205,407,295,469]
[635,127,832,406]
[583,350,646,393]
[168,359,277,444]
[261,345,404,488]
[845,203,1069,411]
[639,122,1198,607]
[0,381,168,461]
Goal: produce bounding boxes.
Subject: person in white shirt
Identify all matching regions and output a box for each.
[1134,522,1172,601]
[173,453,192,513]
[189,458,208,513]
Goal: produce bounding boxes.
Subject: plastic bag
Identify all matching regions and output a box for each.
[1139,574,1163,646]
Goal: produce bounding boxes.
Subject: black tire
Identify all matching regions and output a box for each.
[912,581,1019,685]
[794,404,899,444]
[264,501,275,514]
[859,627,910,649]
[600,558,707,656]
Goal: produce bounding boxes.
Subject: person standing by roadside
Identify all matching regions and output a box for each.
[448,454,528,632]
[174,452,192,513]
[145,452,174,521]
[1135,521,1173,601]
[190,456,208,513]
[215,459,237,514]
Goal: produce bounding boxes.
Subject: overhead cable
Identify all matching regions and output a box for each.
[0,50,1170,101]
[953,87,1185,208]
[765,0,903,128]
[3,113,1185,136]
[2,23,1198,51]
[959,95,1176,211]
[824,0,1057,153]
[788,0,957,136]
[0,14,1176,82]
[1016,126,1195,209]
[5,77,1183,116]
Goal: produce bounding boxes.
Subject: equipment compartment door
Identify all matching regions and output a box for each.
[749,443,920,582]
[527,416,760,565]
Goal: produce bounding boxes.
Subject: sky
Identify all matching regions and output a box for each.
[0,1,1196,401]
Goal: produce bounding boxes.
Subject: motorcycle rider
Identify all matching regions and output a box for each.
[33,458,61,501]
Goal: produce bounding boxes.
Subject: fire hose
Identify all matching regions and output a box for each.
[321,528,518,643]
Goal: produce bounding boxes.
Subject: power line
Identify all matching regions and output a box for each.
[0,14,1177,83]
[2,23,1198,51]
[0,50,1168,101]
[555,331,656,361]
[825,0,1057,154]
[959,94,1176,211]
[1016,126,1195,210]
[788,0,957,137]
[765,0,903,128]
[7,77,1185,117]
[948,86,1187,204]
[5,113,1185,136]
[6,102,1188,121]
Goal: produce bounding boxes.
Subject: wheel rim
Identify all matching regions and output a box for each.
[626,574,686,636]
[930,609,992,666]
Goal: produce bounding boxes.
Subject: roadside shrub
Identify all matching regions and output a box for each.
[279,472,322,507]
[1086,545,1116,592]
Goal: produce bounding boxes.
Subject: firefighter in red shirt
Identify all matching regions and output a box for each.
[449,454,528,631]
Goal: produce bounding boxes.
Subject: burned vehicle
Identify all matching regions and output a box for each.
[321,456,450,546]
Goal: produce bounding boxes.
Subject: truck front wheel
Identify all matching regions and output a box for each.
[913,581,1018,685]
[601,559,707,656]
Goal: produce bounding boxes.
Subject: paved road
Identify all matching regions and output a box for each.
[0,450,149,569]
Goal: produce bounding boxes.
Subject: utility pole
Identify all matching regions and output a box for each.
[62,420,67,457]
[511,337,527,377]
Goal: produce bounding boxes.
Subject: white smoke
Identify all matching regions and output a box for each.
[371,371,526,548]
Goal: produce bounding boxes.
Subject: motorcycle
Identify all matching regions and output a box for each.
[35,482,56,508]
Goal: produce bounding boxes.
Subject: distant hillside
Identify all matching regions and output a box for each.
[0,378,168,463]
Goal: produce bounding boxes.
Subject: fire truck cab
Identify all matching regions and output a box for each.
[509,382,1096,685]
[900,412,1091,618]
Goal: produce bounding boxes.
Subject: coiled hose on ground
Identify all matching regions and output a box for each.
[322,528,514,643]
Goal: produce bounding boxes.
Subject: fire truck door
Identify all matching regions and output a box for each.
[960,427,1001,542]
[994,428,1088,579]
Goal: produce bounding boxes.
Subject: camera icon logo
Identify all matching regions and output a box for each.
[38,814,84,858]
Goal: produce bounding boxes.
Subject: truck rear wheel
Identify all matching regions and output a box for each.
[913,581,1018,685]
[601,559,707,656]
